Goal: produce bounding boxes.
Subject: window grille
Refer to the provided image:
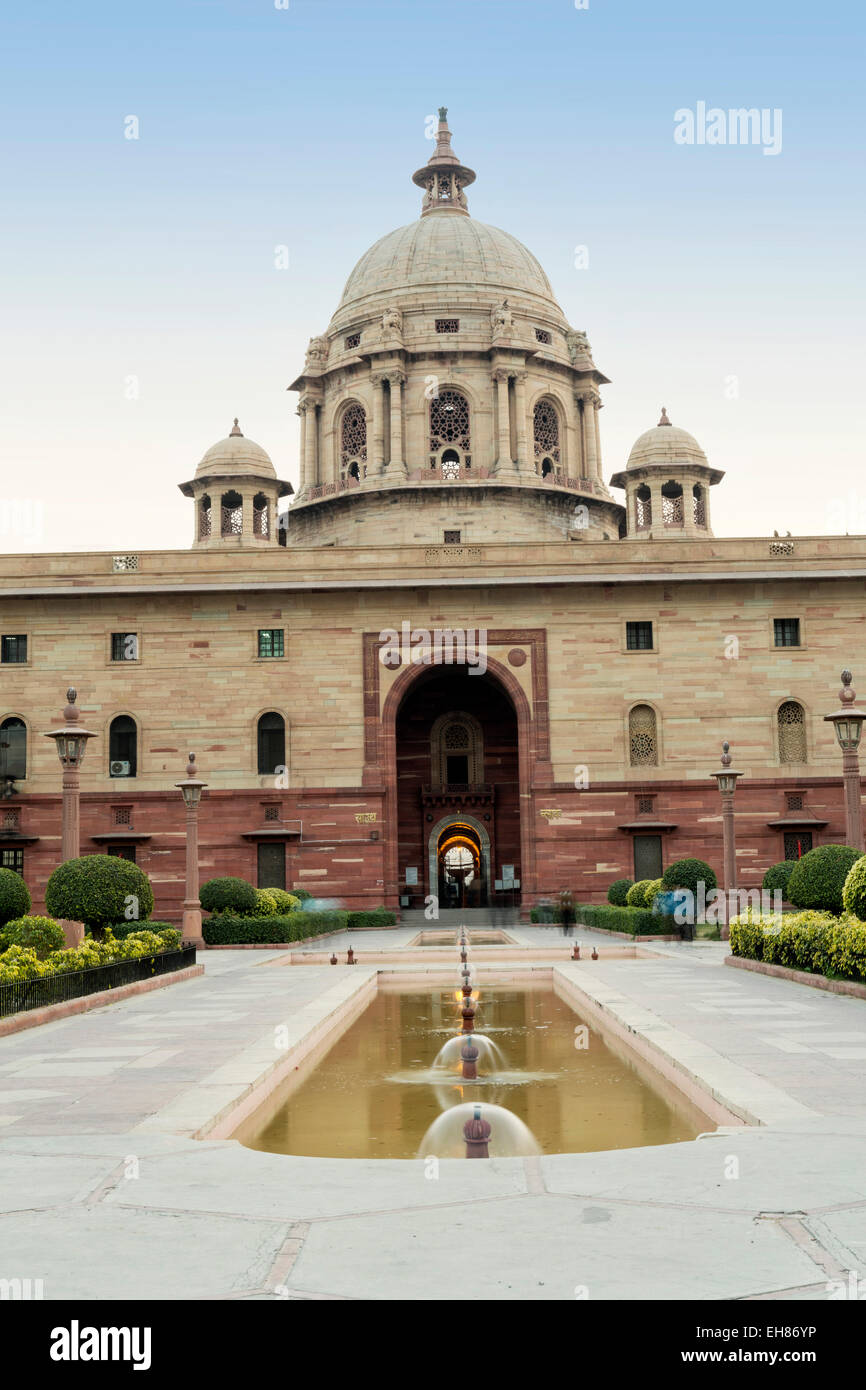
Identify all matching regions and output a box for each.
[629,705,658,767]
[778,702,807,763]
[533,400,560,464]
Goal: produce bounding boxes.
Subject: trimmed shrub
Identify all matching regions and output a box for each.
[0,868,31,927]
[661,858,717,898]
[788,844,863,915]
[572,903,676,936]
[290,888,313,902]
[729,907,866,982]
[199,877,257,916]
[0,945,46,982]
[644,877,664,908]
[607,878,633,906]
[2,915,64,960]
[626,879,653,907]
[266,889,300,913]
[253,889,278,916]
[530,903,560,924]
[347,908,397,929]
[762,860,798,899]
[202,910,349,945]
[104,920,176,941]
[45,855,154,935]
[842,855,866,921]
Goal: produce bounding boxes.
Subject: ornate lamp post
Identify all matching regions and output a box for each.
[824,670,866,852]
[175,753,207,947]
[43,688,97,862]
[709,740,743,941]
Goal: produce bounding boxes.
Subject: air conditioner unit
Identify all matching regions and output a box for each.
[110,761,131,777]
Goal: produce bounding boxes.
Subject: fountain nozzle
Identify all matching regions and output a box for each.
[460,1038,479,1080]
[463,1103,492,1158]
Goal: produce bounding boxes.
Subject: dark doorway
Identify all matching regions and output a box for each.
[258,841,286,889]
[633,834,663,880]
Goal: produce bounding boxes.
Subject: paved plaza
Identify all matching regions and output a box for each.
[1,922,865,1300]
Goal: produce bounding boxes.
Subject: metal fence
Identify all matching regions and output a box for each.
[0,946,197,1019]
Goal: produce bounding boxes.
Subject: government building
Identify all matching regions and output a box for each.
[0,112,860,920]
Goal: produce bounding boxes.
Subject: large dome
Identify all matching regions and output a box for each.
[330,210,561,328]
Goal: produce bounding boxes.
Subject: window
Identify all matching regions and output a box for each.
[108,845,137,863]
[435,319,459,333]
[1,636,27,664]
[109,716,137,777]
[633,835,662,880]
[784,830,813,860]
[0,718,26,780]
[635,485,652,530]
[786,792,804,812]
[345,332,361,350]
[257,841,286,889]
[626,621,654,651]
[636,795,655,816]
[257,712,286,776]
[534,328,552,345]
[252,492,270,540]
[111,632,138,662]
[430,390,470,455]
[431,712,483,786]
[778,701,807,763]
[693,484,707,528]
[774,618,801,648]
[258,629,284,659]
[629,705,657,767]
[661,480,684,527]
[199,495,212,539]
[0,848,24,875]
[220,490,243,537]
[444,530,461,544]
[446,754,470,784]
[113,806,133,826]
[533,400,560,466]
[340,403,367,473]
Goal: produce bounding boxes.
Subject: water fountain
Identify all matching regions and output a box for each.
[460,1038,479,1080]
[463,1104,491,1158]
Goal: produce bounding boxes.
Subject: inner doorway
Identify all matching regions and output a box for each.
[432,818,488,909]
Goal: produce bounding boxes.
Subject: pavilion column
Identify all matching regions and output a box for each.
[649,478,665,533]
[387,371,405,474]
[513,371,528,469]
[241,487,255,542]
[493,370,511,470]
[297,404,308,494]
[580,394,599,478]
[304,400,318,488]
[592,394,603,482]
[371,375,386,472]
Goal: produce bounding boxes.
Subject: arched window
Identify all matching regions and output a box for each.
[430,390,471,473]
[778,701,807,764]
[252,492,269,539]
[340,403,367,474]
[109,716,137,778]
[0,718,26,780]
[533,399,560,468]
[635,484,652,530]
[661,480,684,527]
[221,490,243,537]
[693,483,706,528]
[431,713,484,786]
[629,705,658,767]
[257,712,286,776]
[199,494,212,539]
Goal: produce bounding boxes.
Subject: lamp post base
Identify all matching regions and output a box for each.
[181,905,204,949]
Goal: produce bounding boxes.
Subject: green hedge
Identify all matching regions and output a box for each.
[788,845,863,915]
[530,903,564,923]
[202,910,349,945]
[346,908,396,929]
[730,909,866,982]
[102,920,176,941]
[530,903,676,934]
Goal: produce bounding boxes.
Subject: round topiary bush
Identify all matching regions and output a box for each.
[3,915,64,960]
[788,844,863,915]
[762,860,798,899]
[843,856,866,921]
[644,877,664,908]
[45,855,154,937]
[0,867,30,926]
[626,879,653,907]
[607,878,633,906]
[267,888,300,913]
[661,857,718,898]
[199,877,257,916]
[253,889,278,916]
[290,887,313,902]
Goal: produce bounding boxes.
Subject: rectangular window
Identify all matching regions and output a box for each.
[0,848,24,875]
[446,754,469,785]
[107,844,137,863]
[534,328,552,344]
[111,632,138,661]
[784,830,813,860]
[1,635,27,663]
[626,621,654,651]
[774,618,801,648]
[636,795,655,816]
[443,530,461,544]
[258,629,284,659]
[345,332,361,349]
[257,841,286,890]
[633,835,662,880]
[435,319,459,333]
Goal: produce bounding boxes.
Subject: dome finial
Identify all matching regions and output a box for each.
[658,407,671,426]
[230,418,243,437]
[412,107,476,217]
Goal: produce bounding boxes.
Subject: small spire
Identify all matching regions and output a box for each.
[229,418,243,437]
[720,740,731,767]
[412,107,476,217]
[658,407,672,426]
[840,670,856,705]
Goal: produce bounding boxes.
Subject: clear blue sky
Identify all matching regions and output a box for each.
[2,0,864,551]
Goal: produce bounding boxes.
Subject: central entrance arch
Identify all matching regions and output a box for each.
[429,813,492,909]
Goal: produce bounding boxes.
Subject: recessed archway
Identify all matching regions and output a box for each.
[428,813,492,908]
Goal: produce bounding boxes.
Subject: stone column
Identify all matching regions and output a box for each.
[493,370,511,470]
[371,375,385,472]
[648,477,665,535]
[297,403,308,494]
[513,371,528,469]
[580,393,599,478]
[387,371,405,474]
[592,395,603,482]
[304,400,318,488]
[241,488,254,543]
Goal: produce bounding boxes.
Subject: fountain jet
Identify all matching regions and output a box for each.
[460,1038,479,1080]
[463,1104,492,1158]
